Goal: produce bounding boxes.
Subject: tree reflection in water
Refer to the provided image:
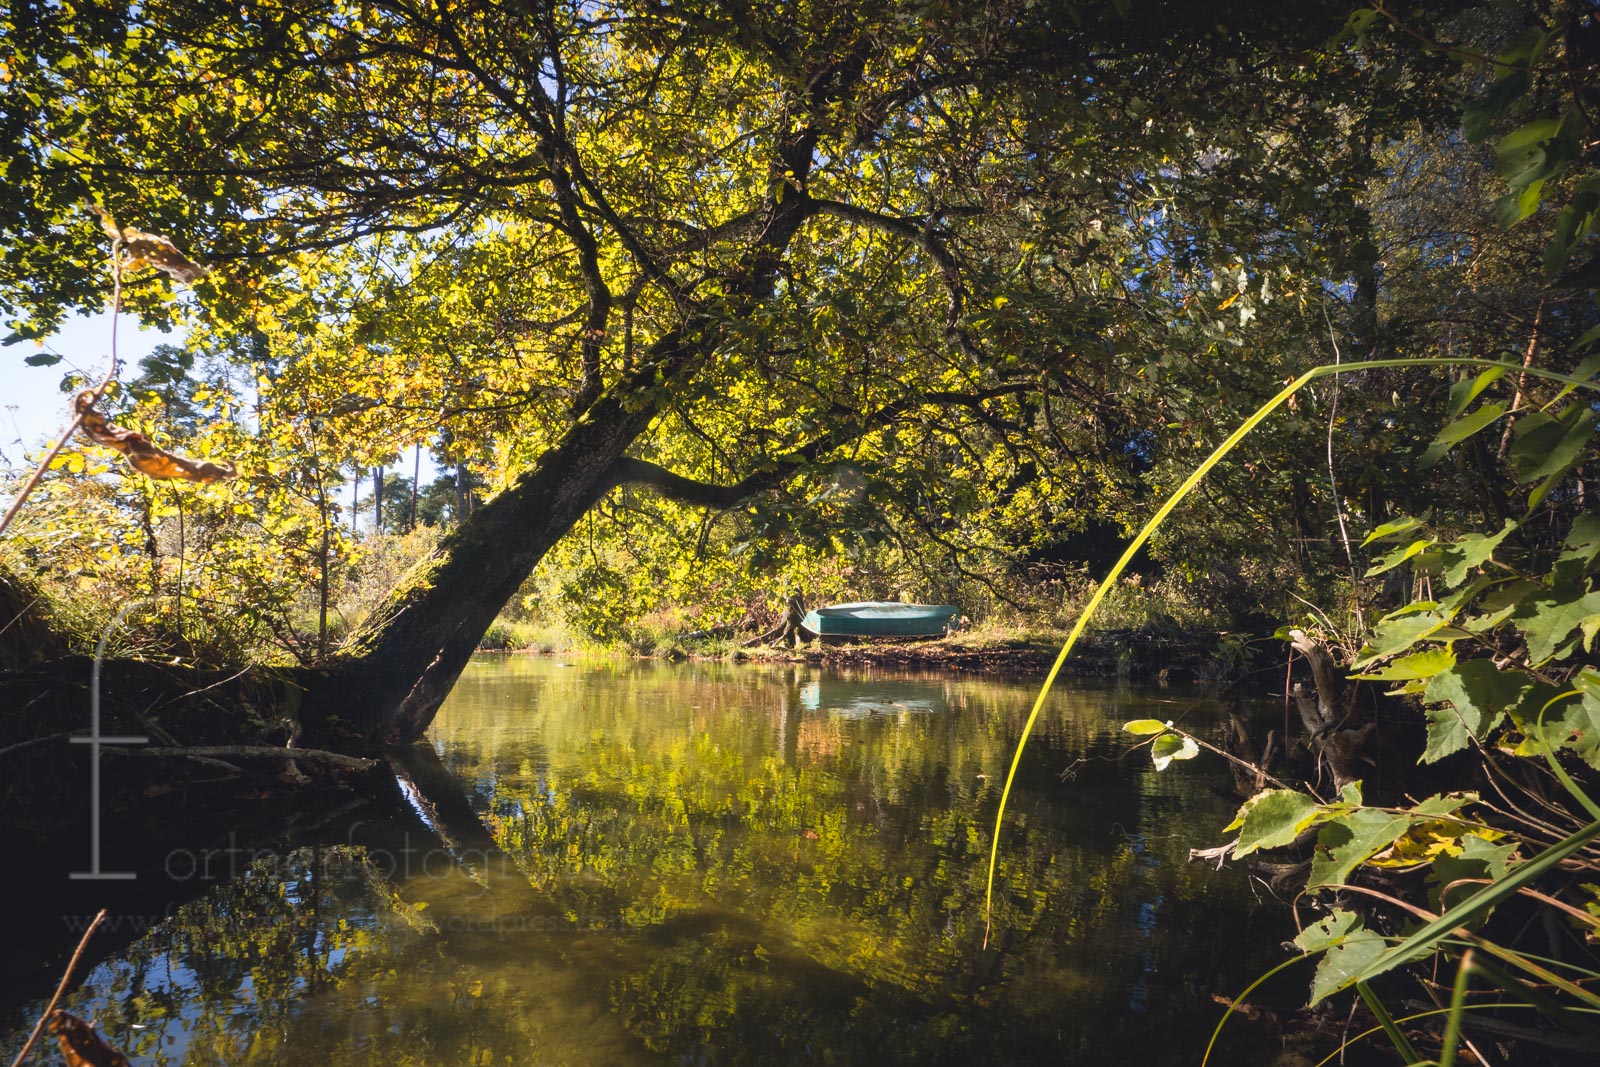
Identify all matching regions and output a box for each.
[2,658,1293,1065]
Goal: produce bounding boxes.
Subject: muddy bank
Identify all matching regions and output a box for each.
[715,627,1254,681]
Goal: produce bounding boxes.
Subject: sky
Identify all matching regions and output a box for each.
[2,309,440,532]
[1,309,179,467]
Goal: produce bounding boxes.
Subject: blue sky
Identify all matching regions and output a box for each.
[3,311,440,531]
[1,310,178,467]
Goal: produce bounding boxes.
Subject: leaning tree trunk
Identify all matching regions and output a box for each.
[6,183,818,759]
[303,342,690,748]
[306,174,818,749]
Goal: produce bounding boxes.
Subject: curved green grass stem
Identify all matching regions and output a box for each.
[1534,690,1600,822]
[981,356,1600,944]
[1201,954,1308,1066]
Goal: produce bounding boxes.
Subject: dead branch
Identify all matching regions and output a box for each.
[8,909,106,1067]
[105,744,377,773]
[74,392,236,483]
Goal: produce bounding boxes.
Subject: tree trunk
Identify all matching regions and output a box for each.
[7,189,816,759]
[305,335,695,748]
[373,465,384,535]
[409,444,421,531]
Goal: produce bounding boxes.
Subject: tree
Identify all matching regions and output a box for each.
[2,0,1570,749]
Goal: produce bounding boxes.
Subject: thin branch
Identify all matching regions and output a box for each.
[1321,304,1364,633]
[810,197,968,336]
[8,909,106,1067]
[105,744,378,773]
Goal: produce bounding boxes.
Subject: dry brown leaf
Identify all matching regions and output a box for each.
[74,391,237,483]
[47,1010,132,1067]
[84,203,208,283]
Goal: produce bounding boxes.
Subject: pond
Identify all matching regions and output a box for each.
[2,656,1296,1064]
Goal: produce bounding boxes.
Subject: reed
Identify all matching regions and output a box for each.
[982,355,1600,1061]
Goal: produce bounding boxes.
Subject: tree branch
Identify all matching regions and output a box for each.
[810,197,971,344]
[605,383,1036,508]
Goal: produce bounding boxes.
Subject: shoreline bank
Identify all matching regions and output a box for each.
[493,626,1256,683]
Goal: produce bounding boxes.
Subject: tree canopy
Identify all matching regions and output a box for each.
[2,0,1597,735]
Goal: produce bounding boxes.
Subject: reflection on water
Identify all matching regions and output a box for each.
[2,657,1293,1064]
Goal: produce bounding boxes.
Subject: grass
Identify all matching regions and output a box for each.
[477,617,581,653]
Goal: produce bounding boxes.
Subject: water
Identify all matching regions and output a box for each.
[2,656,1295,1064]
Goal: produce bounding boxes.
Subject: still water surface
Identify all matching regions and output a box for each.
[2,656,1293,1064]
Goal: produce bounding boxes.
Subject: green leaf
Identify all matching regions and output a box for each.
[1378,600,1440,621]
[1122,719,1171,735]
[1412,791,1478,817]
[1509,408,1595,485]
[1513,585,1600,665]
[1441,577,1492,616]
[1431,834,1521,909]
[1544,183,1600,279]
[1150,732,1199,771]
[1308,808,1414,889]
[1464,71,1533,143]
[1353,611,1451,667]
[1298,912,1389,1005]
[1549,348,1600,405]
[1439,520,1515,588]
[1462,28,1550,142]
[1446,368,1506,419]
[1362,515,1425,547]
[1294,908,1361,953]
[1495,179,1544,227]
[1420,403,1507,467]
[1421,660,1526,761]
[1231,789,1320,858]
[22,352,62,367]
[1540,672,1600,770]
[1507,682,1567,744]
[1354,646,1455,682]
[1423,705,1475,760]
[1495,118,1560,164]
[1464,579,1539,632]
[1558,513,1600,569]
[1365,538,1437,577]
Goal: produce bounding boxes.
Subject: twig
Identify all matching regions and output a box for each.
[0,733,65,759]
[105,744,377,773]
[1153,726,1302,794]
[1369,1,1536,73]
[8,908,106,1067]
[1321,305,1364,634]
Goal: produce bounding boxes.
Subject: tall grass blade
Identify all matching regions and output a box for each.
[1345,817,1600,993]
[981,356,1600,939]
[1535,690,1600,821]
[1201,955,1308,1067]
[1436,951,1475,1067]
[1468,953,1600,1038]
[1357,980,1422,1062]
[1312,1004,1553,1067]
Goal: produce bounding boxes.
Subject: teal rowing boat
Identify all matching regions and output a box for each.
[800,601,960,638]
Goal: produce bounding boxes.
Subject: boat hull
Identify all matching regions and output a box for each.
[800,601,960,638]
